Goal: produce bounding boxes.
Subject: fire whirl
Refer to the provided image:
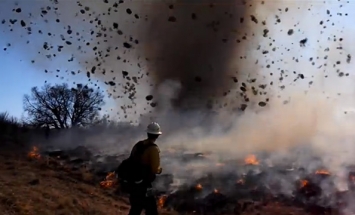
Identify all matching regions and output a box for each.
[28,146,41,160]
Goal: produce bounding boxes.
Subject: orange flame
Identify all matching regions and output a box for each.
[195,183,203,190]
[244,154,259,165]
[300,179,309,188]
[28,146,41,159]
[315,170,330,175]
[157,195,167,208]
[99,172,116,188]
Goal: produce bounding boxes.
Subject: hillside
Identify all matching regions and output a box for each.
[0,148,127,215]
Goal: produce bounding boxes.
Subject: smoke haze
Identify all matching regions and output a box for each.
[2,0,355,198]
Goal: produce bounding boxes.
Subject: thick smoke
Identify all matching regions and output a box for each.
[141,0,252,110]
[160,0,355,190]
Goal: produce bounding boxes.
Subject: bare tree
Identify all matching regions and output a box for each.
[23,83,105,129]
[0,111,21,132]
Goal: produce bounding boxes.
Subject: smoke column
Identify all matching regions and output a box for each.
[75,0,265,115]
[140,0,255,110]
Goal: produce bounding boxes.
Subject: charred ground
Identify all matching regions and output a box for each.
[0,139,353,215]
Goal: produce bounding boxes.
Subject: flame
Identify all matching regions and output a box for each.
[28,146,41,159]
[157,195,167,208]
[300,179,309,188]
[99,172,116,188]
[236,179,245,185]
[195,183,203,190]
[213,189,219,193]
[315,170,330,175]
[244,154,259,165]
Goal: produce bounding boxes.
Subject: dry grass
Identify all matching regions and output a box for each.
[0,152,130,215]
[0,149,331,215]
[0,113,340,214]
[0,147,179,215]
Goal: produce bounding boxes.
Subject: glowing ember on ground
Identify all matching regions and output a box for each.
[158,195,167,208]
[300,179,309,188]
[315,170,330,175]
[99,172,116,188]
[28,146,41,159]
[195,183,203,190]
[236,179,245,185]
[216,162,225,167]
[244,154,259,165]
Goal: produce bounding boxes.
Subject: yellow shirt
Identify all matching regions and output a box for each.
[131,140,162,174]
[141,145,161,174]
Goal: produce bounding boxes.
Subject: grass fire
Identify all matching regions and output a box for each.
[28,146,40,160]
[1,0,355,214]
[244,154,259,166]
[3,127,355,215]
[100,172,117,189]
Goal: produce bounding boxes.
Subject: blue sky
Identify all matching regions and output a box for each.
[0,46,113,118]
[0,52,46,117]
[0,48,94,118]
[0,33,98,118]
[0,0,111,119]
[1,0,355,120]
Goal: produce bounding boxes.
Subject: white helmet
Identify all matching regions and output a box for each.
[146,122,162,135]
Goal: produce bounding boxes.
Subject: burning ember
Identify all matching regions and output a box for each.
[196,183,203,190]
[236,178,245,185]
[28,146,40,160]
[158,195,167,208]
[22,144,355,215]
[216,162,225,167]
[315,169,330,175]
[99,172,116,188]
[300,179,309,188]
[244,154,259,165]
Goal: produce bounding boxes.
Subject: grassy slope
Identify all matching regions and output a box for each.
[0,149,326,215]
[0,152,130,215]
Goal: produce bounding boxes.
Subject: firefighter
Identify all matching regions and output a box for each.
[128,122,163,215]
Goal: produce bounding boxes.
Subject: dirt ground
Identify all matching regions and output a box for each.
[0,147,331,215]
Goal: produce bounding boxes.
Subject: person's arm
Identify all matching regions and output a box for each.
[146,146,162,174]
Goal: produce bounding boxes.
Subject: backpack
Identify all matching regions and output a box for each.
[116,141,157,193]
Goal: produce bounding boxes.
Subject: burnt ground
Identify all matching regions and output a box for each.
[0,145,346,215]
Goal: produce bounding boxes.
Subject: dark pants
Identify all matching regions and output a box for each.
[128,186,158,215]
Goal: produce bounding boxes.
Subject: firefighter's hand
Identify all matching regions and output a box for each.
[157,167,162,174]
